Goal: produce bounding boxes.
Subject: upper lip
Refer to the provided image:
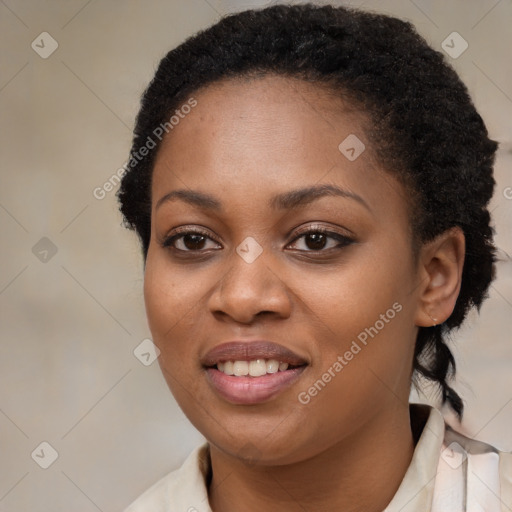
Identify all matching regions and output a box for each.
[201,341,308,367]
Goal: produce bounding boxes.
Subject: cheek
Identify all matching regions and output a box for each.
[290,240,416,380]
[292,250,410,336]
[143,251,205,355]
[143,253,207,406]
[144,249,201,330]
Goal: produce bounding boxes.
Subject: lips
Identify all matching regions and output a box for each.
[202,341,308,405]
[201,341,308,367]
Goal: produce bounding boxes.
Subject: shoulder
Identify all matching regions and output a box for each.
[123,444,212,512]
[444,424,512,474]
[434,424,512,511]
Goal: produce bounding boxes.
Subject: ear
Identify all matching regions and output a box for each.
[414,227,465,327]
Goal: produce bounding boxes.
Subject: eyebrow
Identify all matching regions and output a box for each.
[270,184,370,211]
[155,189,222,211]
[155,184,370,212]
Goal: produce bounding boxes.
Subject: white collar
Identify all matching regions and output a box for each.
[384,403,445,511]
[125,403,511,511]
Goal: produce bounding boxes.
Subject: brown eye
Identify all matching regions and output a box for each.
[287,228,354,252]
[305,232,327,250]
[162,228,221,252]
[182,233,207,250]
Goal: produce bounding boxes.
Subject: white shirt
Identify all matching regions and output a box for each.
[124,403,512,511]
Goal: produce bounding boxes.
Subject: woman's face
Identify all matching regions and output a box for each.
[144,75,423,465]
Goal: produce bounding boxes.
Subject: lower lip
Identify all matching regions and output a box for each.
[205,367,306,405]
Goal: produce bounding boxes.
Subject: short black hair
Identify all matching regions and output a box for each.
[118,3,497,419]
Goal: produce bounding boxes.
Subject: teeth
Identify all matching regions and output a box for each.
[215,359,296,377]
[223,361,234,375]
[249,359,267,377]
[266,359,279,373]
[233,361,249,376]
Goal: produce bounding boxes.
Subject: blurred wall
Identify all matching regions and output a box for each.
[1,0,511,510]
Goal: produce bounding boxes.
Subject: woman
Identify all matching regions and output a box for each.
[118,4,511,511]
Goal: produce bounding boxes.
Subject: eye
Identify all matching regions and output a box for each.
[161,225,353,254]
[162,227,221,252]
[287,227,354,252]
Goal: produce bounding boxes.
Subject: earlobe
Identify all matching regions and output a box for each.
[414,227,465,327]
[427,313,439,327]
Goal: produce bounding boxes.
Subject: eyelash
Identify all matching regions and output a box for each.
[290,226,354,252]
[161,225,354,254]
[162,227,219,252]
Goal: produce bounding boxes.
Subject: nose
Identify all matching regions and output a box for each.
[207,249,292,325]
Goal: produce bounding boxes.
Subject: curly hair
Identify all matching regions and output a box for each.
[117,3,497,420]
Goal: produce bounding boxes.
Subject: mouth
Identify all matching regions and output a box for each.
[214,359,301,377]
[201,341,308,405]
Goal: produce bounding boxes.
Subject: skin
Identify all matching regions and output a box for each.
[144,75,465,512]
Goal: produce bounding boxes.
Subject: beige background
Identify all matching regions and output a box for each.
[0,0,511,510]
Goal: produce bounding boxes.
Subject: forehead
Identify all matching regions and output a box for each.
[173,74,368,143]
[154,75,370,176]
[151,74,409,225]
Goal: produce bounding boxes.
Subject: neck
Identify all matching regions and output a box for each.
[208,403,416,512]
